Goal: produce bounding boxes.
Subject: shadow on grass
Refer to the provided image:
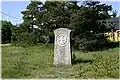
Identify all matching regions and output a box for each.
[72,59,93,65]
[71,53,94,65]
[107,41,119,48]
[82,41,119,52]
[72,54,94,65]
[95,41,119,52]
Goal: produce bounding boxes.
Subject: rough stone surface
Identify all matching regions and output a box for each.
[54,28,71,65]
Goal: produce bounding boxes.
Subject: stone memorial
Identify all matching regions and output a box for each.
[54,28,71,65]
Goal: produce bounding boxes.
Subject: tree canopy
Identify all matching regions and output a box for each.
[14,0,116,50]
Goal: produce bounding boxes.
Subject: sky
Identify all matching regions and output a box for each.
[1,1,30,25]
[1,0,120,25]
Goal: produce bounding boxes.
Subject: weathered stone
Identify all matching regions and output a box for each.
[54,28,71,65]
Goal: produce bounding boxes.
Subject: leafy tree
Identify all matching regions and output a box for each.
[1,20,13,44]
[111,10,117,18]
[69,1,113,51]
[20,1,116,51]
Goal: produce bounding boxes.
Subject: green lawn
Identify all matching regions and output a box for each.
[2,44,119,78]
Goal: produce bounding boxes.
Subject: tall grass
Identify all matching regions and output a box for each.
[2,44,119,78]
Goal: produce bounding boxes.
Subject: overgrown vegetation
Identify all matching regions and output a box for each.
[2,44,119,78]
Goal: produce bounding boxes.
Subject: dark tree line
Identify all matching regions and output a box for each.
[1,1,117,51]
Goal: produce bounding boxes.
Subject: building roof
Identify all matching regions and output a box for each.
[98,16,120,30]
[111,16,120,30]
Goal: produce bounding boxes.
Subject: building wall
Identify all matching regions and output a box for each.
[105,30,120,42]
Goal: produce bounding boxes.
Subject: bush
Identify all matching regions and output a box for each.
[11,28,51,47]
[11,32,36,47]
[72,33,109,52]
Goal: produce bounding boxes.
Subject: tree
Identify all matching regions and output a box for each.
[111,10,117,18]
[1,20,13,44]
[20,1,116,51]
[68,1,114,51]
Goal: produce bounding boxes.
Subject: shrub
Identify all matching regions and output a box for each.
[72,33,109,52]
[11,32,36,47]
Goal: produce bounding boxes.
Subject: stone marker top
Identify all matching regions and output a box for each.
[54,28,71,34]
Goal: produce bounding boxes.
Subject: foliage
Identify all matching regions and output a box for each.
[11,32,36,47]
[1,20,13,44]
[2,44,119,78]
[69,1,113,51]
[11,24,51,47]
[73,33,109,52]
[20,0,116,50]
[111,10,118,18]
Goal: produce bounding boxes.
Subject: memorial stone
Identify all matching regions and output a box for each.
[54,28,71,65]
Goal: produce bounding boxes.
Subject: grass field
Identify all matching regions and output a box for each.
[2,44,119,79]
